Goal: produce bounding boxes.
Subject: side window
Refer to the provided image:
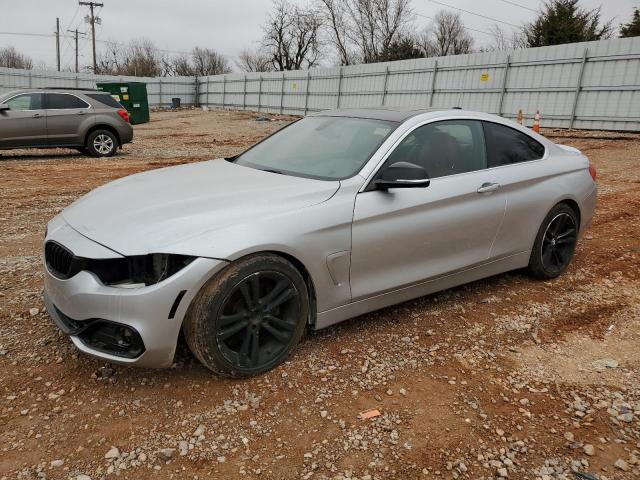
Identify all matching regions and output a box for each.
[483,122,545,167]
[46,93,89,110]
[384,120,486,179]
[86,93,124,109]
[6,93,42,111]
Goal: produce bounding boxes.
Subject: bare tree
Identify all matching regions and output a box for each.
[317,0,413,64]
[318,0,354,65]
[0,46,34,69]
[97,41,228,77]
[96,39,162,76]
[262,0,322,71]
[95,41,123,74]
[419,11,473,57]
[237,48,274,72]
[191,47,231,76]
[485,24,526,51]
[125,39,162,77]
[167,54,194,76]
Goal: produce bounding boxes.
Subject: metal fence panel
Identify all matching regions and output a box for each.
[0,67,196,107]
[196,36,640,131]
[2,37,639,130]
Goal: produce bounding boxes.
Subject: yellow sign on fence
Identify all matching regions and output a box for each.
[480,73,490,82]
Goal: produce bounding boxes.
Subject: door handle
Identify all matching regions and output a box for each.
[77,111,86,115]
[32,113,41,118]
[477,182,501,194]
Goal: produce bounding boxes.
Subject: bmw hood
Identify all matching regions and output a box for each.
[61,159,340,256]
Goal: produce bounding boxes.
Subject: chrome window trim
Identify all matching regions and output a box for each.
[2,92,45,112]
[359,113,549,193]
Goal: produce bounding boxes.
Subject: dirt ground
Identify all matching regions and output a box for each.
[0,109,638,480]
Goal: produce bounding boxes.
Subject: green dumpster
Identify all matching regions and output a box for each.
[96,81,150,125]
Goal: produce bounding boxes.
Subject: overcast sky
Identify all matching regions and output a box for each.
[1,0,638,71]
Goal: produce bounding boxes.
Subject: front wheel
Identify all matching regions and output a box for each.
[527,203,579,279]
[86,129,117,157]
[183,254,309,377]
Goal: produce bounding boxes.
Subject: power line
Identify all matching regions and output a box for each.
[426,0,522,28]
[494,0,539,13]
[0,30,241,65]
[0,31,54,38]
[60,3,83,68]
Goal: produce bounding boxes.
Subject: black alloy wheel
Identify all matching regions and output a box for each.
[528,203,579,279]
[541,212,577,274]
[216,271,300,369]
[184,254,308,377]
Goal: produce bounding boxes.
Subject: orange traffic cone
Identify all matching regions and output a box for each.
[516,109,523,125]
[532,110,541,133]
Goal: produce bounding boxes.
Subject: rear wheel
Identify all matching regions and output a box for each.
[86,129,117,157]
[527,203,579,279]
[183,254,308,377]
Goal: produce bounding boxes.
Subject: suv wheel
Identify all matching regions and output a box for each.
[86,130,117,157]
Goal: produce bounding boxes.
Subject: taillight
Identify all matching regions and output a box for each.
[117,109,130,123]
[588,162,596,181]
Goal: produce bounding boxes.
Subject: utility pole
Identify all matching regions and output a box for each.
[67,29,86,73]
[55,18,61,71]
[79,1,103,73]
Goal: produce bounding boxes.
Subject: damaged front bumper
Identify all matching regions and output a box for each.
[43,217,227,368]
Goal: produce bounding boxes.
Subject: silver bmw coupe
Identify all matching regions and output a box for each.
[43,108,597,377]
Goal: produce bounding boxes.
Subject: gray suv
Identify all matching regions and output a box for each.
[0,88,134,157]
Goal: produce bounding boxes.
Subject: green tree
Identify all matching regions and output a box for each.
[620,8,640,38]
[523,0,612,47]
[379,37,423,62]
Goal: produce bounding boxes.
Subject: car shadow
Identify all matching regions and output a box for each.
[0,150,84,161]
[51,268,531,387]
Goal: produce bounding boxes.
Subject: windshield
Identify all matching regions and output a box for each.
[234,116,396,180]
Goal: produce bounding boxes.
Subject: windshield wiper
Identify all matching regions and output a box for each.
[259,168,284,175]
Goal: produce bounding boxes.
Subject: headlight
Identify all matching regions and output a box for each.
[88,254,195,288]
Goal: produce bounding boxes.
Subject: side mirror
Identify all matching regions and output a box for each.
[374,161,430,190]
[0,104,9,112]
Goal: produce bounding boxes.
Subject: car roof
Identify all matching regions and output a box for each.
[308,107,451,123]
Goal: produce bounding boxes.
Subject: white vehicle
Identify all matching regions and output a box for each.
[43,108,597,377]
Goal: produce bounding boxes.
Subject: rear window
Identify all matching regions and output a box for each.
[46,93,89,110]
[483,122,545,167]
[86,93,123,109]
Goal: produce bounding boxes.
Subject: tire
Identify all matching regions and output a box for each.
[86,129,117,157]
[527,203,579,280]
[183,254,309,377]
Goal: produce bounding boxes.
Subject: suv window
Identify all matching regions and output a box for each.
[6,93,43,111]
[385,120,486,179]
[86,93,123,109]
[483,122,545,167]
[45,93,89,110]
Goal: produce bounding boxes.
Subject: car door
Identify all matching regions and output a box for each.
[0,93,47,147]
[350,119,507,301]
[480,121,548,258]
[44,93,92,146]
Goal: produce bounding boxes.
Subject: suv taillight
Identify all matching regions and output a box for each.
[588,162,597,181]
[117,109,130,123]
